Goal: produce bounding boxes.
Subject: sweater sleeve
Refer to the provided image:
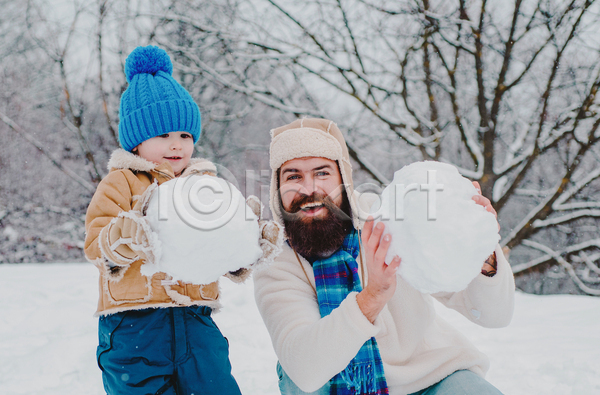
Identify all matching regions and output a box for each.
[432,245,515,328]
[253,250,381,392]
[84,171,133,263]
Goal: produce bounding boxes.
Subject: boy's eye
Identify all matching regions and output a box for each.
[159,134,169,138]
[181,133,192,139]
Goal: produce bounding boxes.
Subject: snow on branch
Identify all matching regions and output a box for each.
[0,111,95,193]
[171,55,320,116]
[141,13,237,39]
[519,240,600,296]
[533,209,600,228]
[440,159,482,180]
[553,168,600,209]
[501,183,559,247]
[578,251,600,276]
[346,139,390,185]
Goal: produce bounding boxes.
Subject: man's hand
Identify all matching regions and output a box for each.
[471,181,498,225]
[472,181,499,276]
[356,216,401,323]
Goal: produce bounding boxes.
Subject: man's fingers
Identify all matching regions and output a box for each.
[472,194,490,206]
[362,216,374,244]
[374,233,391,264]
[368,222,385,251]
[472,194,498,220]
[387,255,401,273]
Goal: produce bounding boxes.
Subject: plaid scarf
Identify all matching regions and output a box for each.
[312,229,389,395]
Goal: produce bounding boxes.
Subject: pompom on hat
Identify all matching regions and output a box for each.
[118,45,201,152]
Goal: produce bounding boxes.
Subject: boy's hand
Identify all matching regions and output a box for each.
[100,199,152,266]
[247,195,283,265]
[108,214,147,261]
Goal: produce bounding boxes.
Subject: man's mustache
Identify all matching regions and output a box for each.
[281,192,350,222]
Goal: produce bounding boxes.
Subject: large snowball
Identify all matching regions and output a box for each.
[143,175,262,284]
[371,161,499,294]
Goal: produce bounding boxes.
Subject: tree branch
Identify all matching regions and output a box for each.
[0,111,96,193]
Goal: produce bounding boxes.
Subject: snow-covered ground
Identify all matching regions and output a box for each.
[0,263,598,395]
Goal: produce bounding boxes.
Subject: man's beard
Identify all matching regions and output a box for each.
[281,192,353,260]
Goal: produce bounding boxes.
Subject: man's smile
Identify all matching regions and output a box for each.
[300,202,325,215]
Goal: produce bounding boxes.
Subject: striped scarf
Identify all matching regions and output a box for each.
[312,228,389,395]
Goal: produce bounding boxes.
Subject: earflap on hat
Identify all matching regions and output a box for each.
[118,46,201,152]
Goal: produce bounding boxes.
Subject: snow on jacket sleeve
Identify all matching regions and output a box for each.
[253,246,380,392]
[432,245,515,328]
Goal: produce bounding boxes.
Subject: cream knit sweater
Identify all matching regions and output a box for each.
[253,242,515,394]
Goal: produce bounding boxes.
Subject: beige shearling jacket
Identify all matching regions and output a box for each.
[85,149,247,316]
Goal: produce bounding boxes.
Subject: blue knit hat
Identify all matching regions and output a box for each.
[118,46,201,151]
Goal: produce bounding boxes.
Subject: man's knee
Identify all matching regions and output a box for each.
[431,370,503,395]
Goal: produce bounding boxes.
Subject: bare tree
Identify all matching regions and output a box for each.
[0,0,283,262]
[162,0,600,295]
[2,0,599,295]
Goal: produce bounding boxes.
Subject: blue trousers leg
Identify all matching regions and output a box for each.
[277,361,330,395]
[97,306,241,395]
[409,370,503,395]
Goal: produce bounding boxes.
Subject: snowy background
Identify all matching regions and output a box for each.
[1,263,598,395]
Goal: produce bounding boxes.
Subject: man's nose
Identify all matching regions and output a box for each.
[298,176,318,195]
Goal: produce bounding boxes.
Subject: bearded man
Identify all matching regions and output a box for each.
[253,118,515,395]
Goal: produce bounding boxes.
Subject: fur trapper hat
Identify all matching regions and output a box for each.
[269,118,360,229]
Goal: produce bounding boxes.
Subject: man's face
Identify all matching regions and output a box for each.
[279,157,344,220]
[278,157,351,259]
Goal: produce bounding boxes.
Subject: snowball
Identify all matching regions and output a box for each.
[143,175,262,284]
[371,161,499,294]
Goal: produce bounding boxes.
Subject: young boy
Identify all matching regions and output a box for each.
[84,46,245,395]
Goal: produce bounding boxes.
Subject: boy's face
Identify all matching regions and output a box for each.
[133,131,195,176]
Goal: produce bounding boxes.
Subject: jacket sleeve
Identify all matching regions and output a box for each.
[84,171,133,265]
[253,251,381,392]
[432,245,515,328]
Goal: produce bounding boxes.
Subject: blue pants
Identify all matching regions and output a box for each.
[408,370,503,395]
[277,361,330,395]
[277,362,502,395]
[97,306,241,395]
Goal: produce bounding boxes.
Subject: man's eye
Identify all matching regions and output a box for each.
[316,171,329,176]
[286,175,300,181]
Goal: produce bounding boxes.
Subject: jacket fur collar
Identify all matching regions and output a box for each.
[107,148,217,177]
